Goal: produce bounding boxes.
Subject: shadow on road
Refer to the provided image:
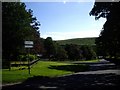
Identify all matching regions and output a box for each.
[2,73,120,90]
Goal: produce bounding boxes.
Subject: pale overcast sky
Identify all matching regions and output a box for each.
[23,1,106,40]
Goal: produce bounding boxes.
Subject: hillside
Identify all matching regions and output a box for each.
[55,37,97,45]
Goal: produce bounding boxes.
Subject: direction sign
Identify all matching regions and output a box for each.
[24,41,33,48]
[25,45,33,48]
[24,41,33,45]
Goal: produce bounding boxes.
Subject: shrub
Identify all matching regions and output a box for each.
[18,54,37,61]
[27,54,37,61]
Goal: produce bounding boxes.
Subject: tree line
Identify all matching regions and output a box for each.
[41,37,97,61]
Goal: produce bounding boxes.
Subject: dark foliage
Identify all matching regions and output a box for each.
[90,1,120,65]
[2,2,42,68]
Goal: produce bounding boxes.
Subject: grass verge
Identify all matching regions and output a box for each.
[2,61,89,84]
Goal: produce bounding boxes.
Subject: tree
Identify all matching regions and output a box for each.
[32,31,45,55]
[44,37,56,60]
[65,44,81,60]
[2,2,40,67]
[54,44,68,61]
[90,1,120,62]
[81,45,96,60]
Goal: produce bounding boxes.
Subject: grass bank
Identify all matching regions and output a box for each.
[2,60,99,84]
[2,61,90,84]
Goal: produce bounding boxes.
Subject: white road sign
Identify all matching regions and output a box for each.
[24,41,33,48]
[24,41,33,45]
[25,45,33,48]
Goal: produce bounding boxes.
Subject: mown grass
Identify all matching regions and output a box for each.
[0,69,2,83]
[2,61,83,84]
[55,59,100,64]
[78,59,100,63]
[3,60,99,84]
[30,61,72,77]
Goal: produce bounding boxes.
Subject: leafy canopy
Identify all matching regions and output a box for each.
[90,1,120,59]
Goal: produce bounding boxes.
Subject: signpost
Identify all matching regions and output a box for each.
[25,45,33,48]
[24,41,34,48]
[24,41,33,74]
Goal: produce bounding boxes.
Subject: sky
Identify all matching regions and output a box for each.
[23,1,106,40]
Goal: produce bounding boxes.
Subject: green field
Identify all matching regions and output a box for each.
[2,60,100,84]
[2,61,91,84]
[77,59,99,63]
[55,37,96,45]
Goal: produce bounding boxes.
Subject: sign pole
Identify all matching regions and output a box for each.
[24,40,33,75]
[28,48,30,74]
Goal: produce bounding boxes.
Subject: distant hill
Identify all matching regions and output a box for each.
[55,37,97,45]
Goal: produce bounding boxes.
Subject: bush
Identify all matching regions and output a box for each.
[27,54,37,61]
[18,54,38,61]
